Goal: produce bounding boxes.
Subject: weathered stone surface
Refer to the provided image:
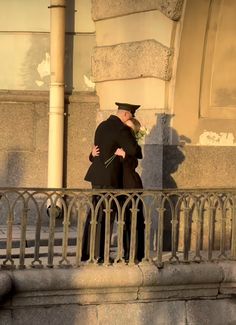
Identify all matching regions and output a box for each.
[219,262,236,295]
[12,305,98,325]
[1,263,236,324]
[34,102,49,152]
[139,285,219,301]
[171,145,236,188]
[66,100,99,188]
[141,144,163,189]
[7,263,224,305]
[0,272,12,300]
[0,94,48,187]
[0,90,49,102]
[3,298,236,325]
[11,266,143,292]
[0,310,11,325]
[186,299,236,325]
[139,263,223,286]
[7,151,48,187]
[0,91,99,188]
[0,103,35,151]
[158,0,184,20]
[92,40,172,82]
[97,301,186,325]
[137,263,222,300]
[0,152,8,186]
[92,0,184,21]
[12,287,140,307]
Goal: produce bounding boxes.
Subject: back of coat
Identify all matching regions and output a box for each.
[85,115,138,188]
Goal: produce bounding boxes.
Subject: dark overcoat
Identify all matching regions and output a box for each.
[84,115,139,188]
[122,145,143,189]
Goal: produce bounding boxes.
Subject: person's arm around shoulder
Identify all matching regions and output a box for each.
[89,145,100,162]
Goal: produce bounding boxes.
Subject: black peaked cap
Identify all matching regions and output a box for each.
[115,102,140,117]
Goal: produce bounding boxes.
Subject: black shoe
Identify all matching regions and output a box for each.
[81,255,89,261]
[97,257,104,264]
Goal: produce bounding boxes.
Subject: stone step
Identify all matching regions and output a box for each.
[0,245,77,259]
[0,225,78,249]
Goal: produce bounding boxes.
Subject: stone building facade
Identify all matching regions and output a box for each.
[0,0,236,189]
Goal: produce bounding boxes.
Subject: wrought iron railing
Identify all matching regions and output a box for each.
[0,188,235,269]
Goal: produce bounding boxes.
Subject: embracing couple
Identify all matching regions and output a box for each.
[83,102,144,263]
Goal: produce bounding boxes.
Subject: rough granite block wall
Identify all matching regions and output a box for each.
[0,92,99,189]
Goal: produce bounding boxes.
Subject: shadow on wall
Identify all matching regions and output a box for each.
[7,151,24,187]
[65,0,75,94]
[141,113,190,189]
[0,151,24,187]
[63,0,75,187]
[21,34,50,90]
[141,114,190,250]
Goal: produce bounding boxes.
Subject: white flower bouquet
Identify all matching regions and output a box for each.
[135,126,149,143]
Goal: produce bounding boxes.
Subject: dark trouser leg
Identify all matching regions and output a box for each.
[123,200,145,262]
[82,194,103,261]
[136,204,145,261]
[123,210,131,260]
[93,186,115,261]
[81,209,91,260]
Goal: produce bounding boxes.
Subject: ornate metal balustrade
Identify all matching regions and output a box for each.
[0,188,235,270]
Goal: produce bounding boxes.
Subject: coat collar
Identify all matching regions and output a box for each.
[108,115,122,123]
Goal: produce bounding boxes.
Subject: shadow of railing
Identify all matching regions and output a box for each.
[0,187,236,270]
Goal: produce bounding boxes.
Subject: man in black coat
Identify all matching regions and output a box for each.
[85,102,140,187]
[83,102,141,262]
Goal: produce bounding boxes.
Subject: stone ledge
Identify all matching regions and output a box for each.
[91,0,184,21]
[11,287,140,307]
[10,265,143,292]
[0,262,235,306]
[0,90,99,104]
[139,263,223,286]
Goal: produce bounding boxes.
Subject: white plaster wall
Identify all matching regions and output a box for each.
[0,0,95,33]
[0,0,49,32]
[0,0,95,91]
[95,10,173,47]
[0,33,50,90]
[96,78,166,111]
[75,0,95,33]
